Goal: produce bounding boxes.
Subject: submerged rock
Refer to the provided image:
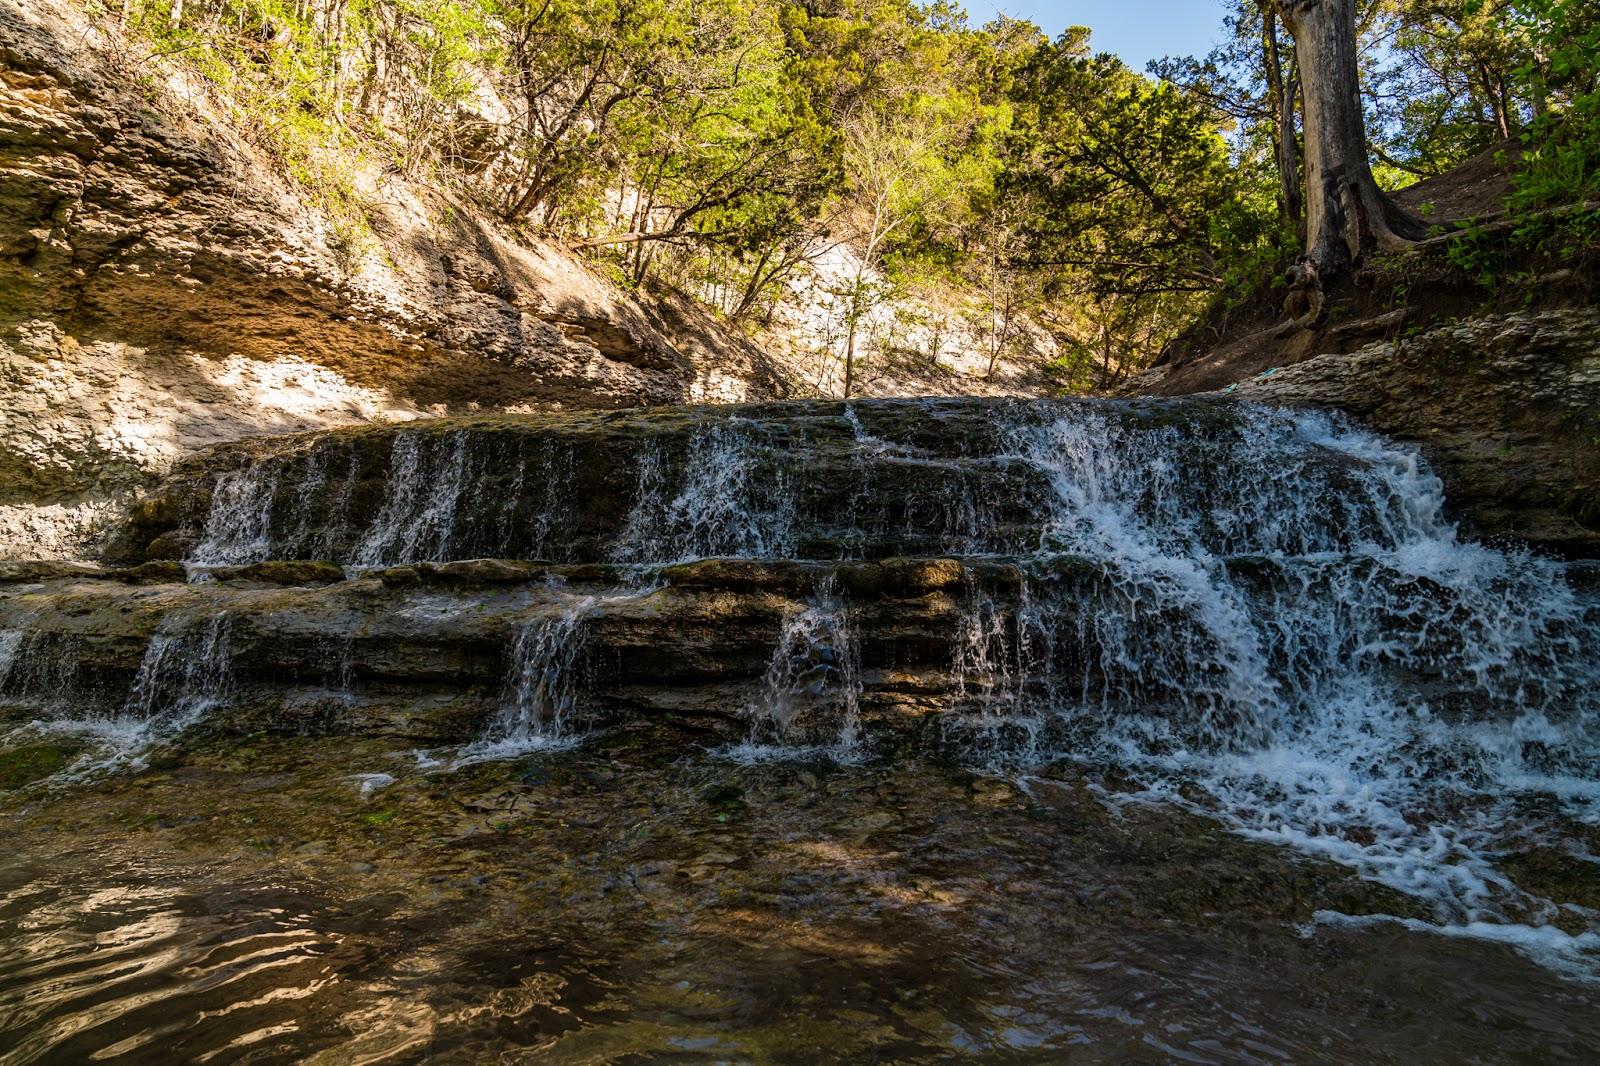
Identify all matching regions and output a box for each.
[0,740,83,789]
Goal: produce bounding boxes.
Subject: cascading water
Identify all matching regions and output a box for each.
[33,397,1600,975]
[120,613,234,729]
[189,444,359,570]
[0,627,22,690]
[459,597,598,764]
[191,465,280,566]
[734,580,862,760]
[352,431,471,568]
[946,582,1054,762]
[1,612,234,777]
[982,406,1600,974]
[610,423,795,565]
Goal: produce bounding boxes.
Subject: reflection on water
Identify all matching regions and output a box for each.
[3,733,1599,1064]
[0,866,364,1062]
[0,858,618,1064]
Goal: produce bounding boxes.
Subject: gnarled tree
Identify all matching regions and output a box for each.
[1274,0,1425,283]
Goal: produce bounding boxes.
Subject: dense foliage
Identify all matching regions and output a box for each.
[1509,0,1600,208]
[103,0,1597,391]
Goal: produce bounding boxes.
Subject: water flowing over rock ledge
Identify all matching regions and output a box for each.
[0,556,1020,746]
[5,398,1596,758]
[1232,308,1600,557]
[3,397,1598,979]
[108,395,1593,566]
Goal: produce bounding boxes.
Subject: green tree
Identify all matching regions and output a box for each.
[1005,29,1281,378]
[1366,0,1541,176]
[1151,1,1302,228]
[831,101,966,395]
[1508,0,1600,209]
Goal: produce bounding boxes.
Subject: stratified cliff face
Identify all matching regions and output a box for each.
[0,0,794,556]
[1235,309,1600,556]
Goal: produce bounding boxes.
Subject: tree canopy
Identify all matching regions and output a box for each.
[112,0,1598,390]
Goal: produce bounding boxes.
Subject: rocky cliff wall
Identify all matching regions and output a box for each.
[0,0,795,556]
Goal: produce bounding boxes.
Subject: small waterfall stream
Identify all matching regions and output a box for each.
[611,424,797,564]
[1,611,234,776]
[465,598,597,761]
[191,466,280,566]
[352,431,472,568]
[736,580,862,759]
[120,612,234,728]
[0,627,23,690]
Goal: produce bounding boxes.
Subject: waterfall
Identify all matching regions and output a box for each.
[121,612,234,727]
[734,580,862,759]
[0,612,234,778]
[332,633,358,704]
[986,406,1596,758]
[459,598,596,763]
[0,627,87,711]
[945,583,1057,762]
[980,405,1600,971]
[0,627,22,691]
[352,432,471,568]
[610,424,794,564]
[190,465,279,567]
[289,447,352,560]
[115,397,1600,971]
[188,445,359,568]
[500,604,590,740]
[516,439,580,563]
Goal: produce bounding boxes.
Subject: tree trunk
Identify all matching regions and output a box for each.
[730,248,775,322]
[986,290,1014,382]
[1262,9,1302,229]
[842,322,856,399]
[1275,0,1423,277]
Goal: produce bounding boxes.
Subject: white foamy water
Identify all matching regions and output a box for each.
[732,579,862,761]
[5,612,235,779]
[988,404,1600,976]
[353,432,471,568]
[609,423,795,564]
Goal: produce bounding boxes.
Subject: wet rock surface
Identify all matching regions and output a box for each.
[0,556,1078,748]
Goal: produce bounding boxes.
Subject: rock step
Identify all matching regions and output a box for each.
[0,556,1055,747]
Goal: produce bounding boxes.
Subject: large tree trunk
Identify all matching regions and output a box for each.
[1275,0,1423,277]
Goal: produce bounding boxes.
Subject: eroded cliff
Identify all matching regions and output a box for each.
[0,0,794,555]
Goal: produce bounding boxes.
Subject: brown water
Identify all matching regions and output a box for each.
[3,726,1599,1064]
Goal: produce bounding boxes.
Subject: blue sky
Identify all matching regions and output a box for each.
[962,1,1228,71]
